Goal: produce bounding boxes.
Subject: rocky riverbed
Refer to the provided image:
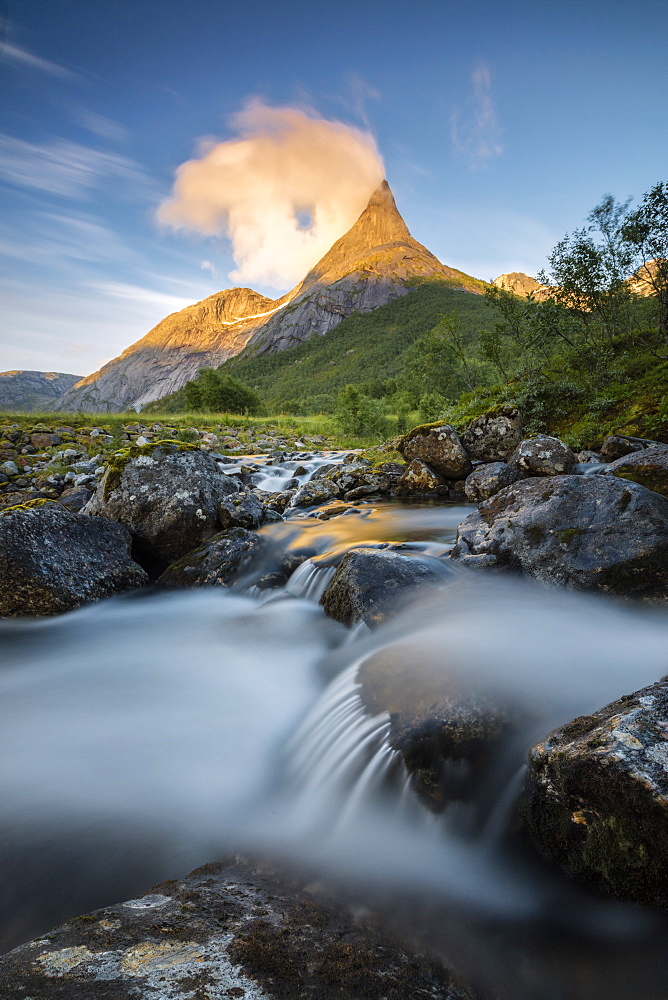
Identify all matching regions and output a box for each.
[2,408,668,999]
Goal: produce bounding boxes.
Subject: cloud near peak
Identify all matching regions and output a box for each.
[157,100,385,290]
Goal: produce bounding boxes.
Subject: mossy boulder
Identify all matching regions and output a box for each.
[0,502,147,616]
[451,476,668,595]
[461,406,523,462]
[520,677,668,907]
[508,434,576,477]
[399,423,472,479]
[602,445,668,498]
[84,442,239,569]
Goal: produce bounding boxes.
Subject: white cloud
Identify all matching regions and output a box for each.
[200,260,215,274]
[0,134,149,198]
[450,63,504,169]
[0,42,75,79]
[78,111,130,143]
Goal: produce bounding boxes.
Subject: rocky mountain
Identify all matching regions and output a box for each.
[56,182,484,413]
[0,371,83,412]
[492,272,549,298]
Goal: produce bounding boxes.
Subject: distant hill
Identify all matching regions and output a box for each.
[56,181,484,413]
[146,281,495,414]
[0,371,83,412]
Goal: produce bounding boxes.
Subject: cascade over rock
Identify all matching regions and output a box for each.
[56,182,483,413]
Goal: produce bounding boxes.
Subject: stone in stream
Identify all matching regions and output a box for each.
[399,423,472,478]
[451,475,668,596]
[289,478,341,508]
[397,458,450,496]
[357,643,514,806]
[602,445,668,497]
[463,462,522,501]
[0,500,148,616]
[217,489,271,530]
[83,441,238,570]
[0,859,477,1000]
[508,434,577,477]
[520,677,668,908]
[460,406,523,462]
[320,547,455,628]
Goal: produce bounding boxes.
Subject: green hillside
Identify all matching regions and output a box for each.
[221,280,494,411]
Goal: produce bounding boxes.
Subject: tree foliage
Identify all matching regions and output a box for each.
[182,368,263,414]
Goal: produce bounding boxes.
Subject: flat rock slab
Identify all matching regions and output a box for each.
[451,476,668,595]
[0,859,477,1000]
[0,500,147,616]
[521,678,668,908]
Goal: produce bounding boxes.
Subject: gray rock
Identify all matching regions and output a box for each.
[320,547,454,627]
[157,527,266,589]
[58,486,93,512]
[599,434,659,461]
[464,462,522,501]
[451,476,668,595]
[461,406,523,462]
[84,443,238,568]
[343,471,393,500]
[217,489,266,530]
[0,500,147,616]
[399,423,472,478]
[521,677,668,907]
[509,435,577,476]
[0,460,18,476]
[289,479,340,508]
[602,445,668,498]
[397,458,450,496]
[0,859,475,1000]
[576,450,602,463]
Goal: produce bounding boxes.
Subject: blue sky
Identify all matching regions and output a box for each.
[1,0,666,375]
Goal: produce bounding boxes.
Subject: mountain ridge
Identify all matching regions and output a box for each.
[56,181,484,413]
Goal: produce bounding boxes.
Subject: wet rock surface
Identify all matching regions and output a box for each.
[320,547,454,627]
[218,490,272,530]
[460,406,523,462]
[451,476,668,595]
[157,528,269,589]
[0,500,148,616]
[464,461,522,501]
[357,644,513,806]
[84,443,239,569]
[399,423,472,479]
[521,678,668,908]
[602,445,668,497]
[0,859,477,999]
[509,434,576,477]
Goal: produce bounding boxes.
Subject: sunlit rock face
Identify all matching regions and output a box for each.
[57,182,483,413]
[492,272,549,298]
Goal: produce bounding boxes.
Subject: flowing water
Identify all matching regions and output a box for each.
[2,452,668,997]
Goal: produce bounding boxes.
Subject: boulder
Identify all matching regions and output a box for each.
[84,442,238,568]
[57,486,93,512]
[464,462,522,502]
[342,471,393,500]
[0,859,475,1000]
[157,527,267,589]
[602,445,668,497]
[461,406,523,462]
[29,432,62,449]
[451,476,668,595]
[217,489,268,530]
[600,434,658,462]
[289,479,340,508]
[397,458,450,496]
[357,643,513,805]
[508,435,576,476]
[0,500,147,616]
[399,423,472,478]
[521,677,668,908]
[320,547,454,627]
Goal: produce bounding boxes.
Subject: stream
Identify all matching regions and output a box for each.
[2,449,668,998]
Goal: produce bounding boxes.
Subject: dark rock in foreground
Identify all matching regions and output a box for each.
[521,678,668,908]
[321,547,454,627]
[0,859,476,999]
[84,442,238,568]
[0,500,147,616]
[460,406,523,462]
[451,476,668,595]
[602,445,668,497]
[157,527,268,589]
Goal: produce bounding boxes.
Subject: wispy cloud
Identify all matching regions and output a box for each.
[0,134,149,198]
[0,42,76,79]
[88,281,195,315]
[77,111,130,143]
[450,63,504,169]
[200,260,215,275]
